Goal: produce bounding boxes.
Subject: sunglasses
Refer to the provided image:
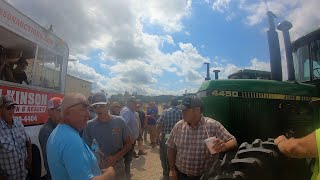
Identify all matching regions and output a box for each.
[92,104,108,109]
[67,101,90,109]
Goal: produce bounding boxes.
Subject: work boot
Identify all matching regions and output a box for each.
[138,150,148,155]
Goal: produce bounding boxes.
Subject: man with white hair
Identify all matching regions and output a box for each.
[47,93,114,180]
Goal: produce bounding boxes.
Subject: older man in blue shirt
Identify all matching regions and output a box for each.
[120,96,140,179]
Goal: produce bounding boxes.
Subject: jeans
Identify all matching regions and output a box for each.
[114,159,126,180]
[124,146,134,178]
[159,136,169,179]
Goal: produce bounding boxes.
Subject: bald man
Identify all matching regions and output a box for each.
[46,93,114,180]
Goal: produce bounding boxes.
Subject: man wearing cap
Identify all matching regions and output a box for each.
[275,99,320,180]
[47,93,115,180]
[110,101,122,116]
[87,95,97,120]
[83,93,133,180]
[13,57,30,85]
[0,95,32,180]
[38,97,62,180]
[146,102,158,148]
[166,95,237,180]
[157,97,182,180]
[120,96,141,179]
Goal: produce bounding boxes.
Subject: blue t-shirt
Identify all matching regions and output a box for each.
[147,107,158,125]
[47,124,101,180]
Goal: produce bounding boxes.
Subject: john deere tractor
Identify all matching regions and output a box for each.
[197,11,320,180]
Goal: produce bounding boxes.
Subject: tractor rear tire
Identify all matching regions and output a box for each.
[208,139,311,180]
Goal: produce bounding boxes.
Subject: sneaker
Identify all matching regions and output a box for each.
[138,150,148,155]
[133,152,139,158]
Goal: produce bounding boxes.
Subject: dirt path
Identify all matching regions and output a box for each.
[131,141,163,180]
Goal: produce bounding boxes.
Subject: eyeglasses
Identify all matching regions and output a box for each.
[67,101,90,109]
[6,106,16,110]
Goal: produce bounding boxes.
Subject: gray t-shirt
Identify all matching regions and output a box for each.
[82,115,132,160]
[38,118,57,178]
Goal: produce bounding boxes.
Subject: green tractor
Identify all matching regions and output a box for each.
[197,11,320,180]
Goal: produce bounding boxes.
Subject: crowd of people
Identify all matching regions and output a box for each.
[0,92,319,180]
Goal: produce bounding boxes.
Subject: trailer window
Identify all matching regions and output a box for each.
[30,48,62,91]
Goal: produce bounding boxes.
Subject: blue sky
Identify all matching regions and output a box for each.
[10,0,320,95]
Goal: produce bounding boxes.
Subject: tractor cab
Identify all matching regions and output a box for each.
[292,29,320,84]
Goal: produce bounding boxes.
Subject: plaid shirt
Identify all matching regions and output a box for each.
[0,118,29,180]
[157,107,182,135]
[166,116,235,176]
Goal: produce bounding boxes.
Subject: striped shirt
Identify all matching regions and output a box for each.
[166,116,235,176]
[157,107,182,135]
[0,118,29,180]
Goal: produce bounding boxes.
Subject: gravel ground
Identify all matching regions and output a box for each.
[131,140,163,180]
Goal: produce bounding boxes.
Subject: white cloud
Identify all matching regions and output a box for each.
[225,12,236,21]
[239,0,299,26]
[208,0,319,39]
[67,61,109,91]
[245,58,270,71]
[137,0,192,32]
[210,57,270,79]
[75,54,90,61]
[212,0,231,13]
[236,0,320,41]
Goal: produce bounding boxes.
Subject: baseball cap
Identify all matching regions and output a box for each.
[177,95,202,110]
[170,97,179,106]
[111,101,121,108]
[0,95,18,107]
[48,97,62,109]
[91,92,109,106]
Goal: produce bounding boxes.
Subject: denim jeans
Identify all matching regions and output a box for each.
[124,146,134,178]
[159,136,169,180]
